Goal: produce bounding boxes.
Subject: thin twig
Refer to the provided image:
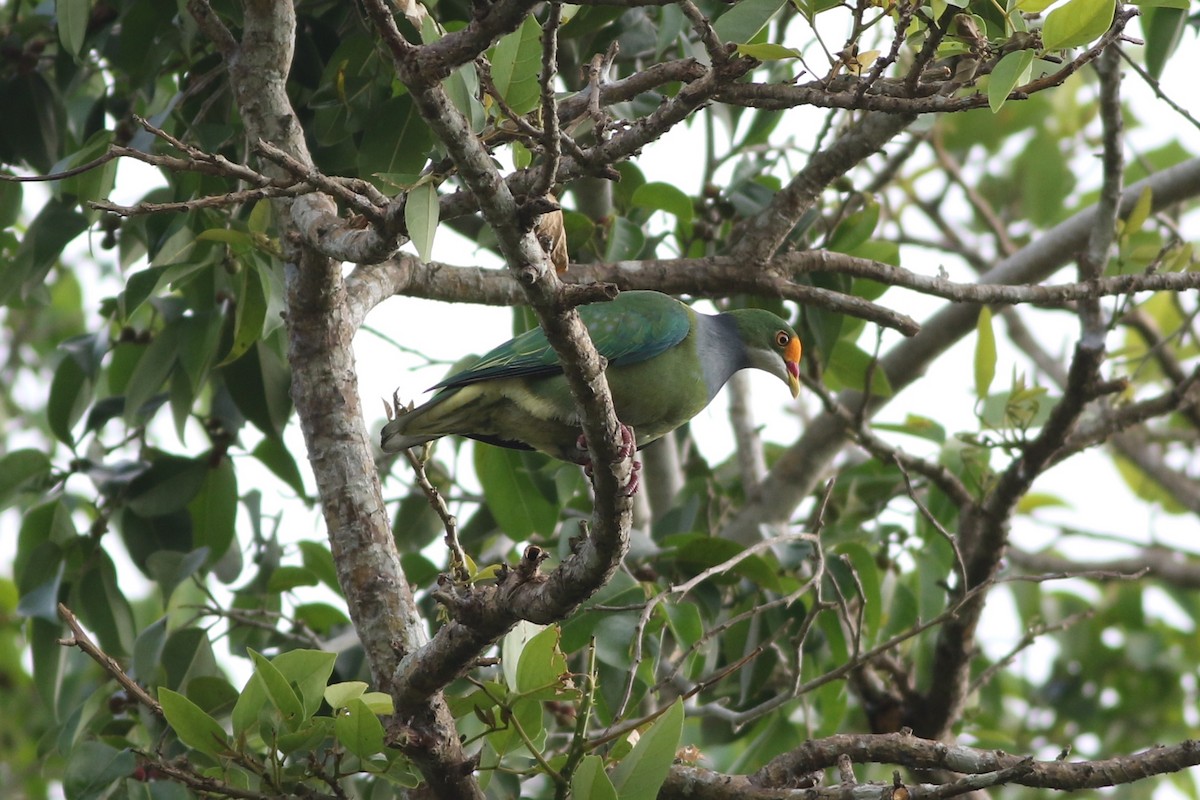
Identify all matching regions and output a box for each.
[895,457,968,592]
[403,447,471,584]
[57,603,163,716]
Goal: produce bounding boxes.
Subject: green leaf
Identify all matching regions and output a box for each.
[75,550,136,657]
[836,544,883,637]
[0,173,22,229]
[672,535,783,591]
[609,699,684,800]
[1140,0,1195,88]
[188,457,238,564]
[30,618,64,713]
[361,691,394,715]
[119,266,167,319]
[177,309,223,399]
[714,0,787,43]
[1016,131,1074,225]
[267,565,319,592]
[827,199,879,253]
[0,74,60,173]
[159,687,230,758]
[631,182,694,223]
[1017,492,1070,513]
[1121,186,1153,239]
[222,340,293,438]
[294,602,351,634]
[824,342,893,397]
[248,649,306,730]
[446,62,486,133]
[145,549,209,604]
[511,140,532,169]
[571,754,618,800]
[604,216,646,261]
[270,649,338,718]
[0,450,53,510]
[218,261,270,367]
[974,306,997,400]
[127,456,207,517]
[299,540,341,591]
[978,384,1053,429]
[502,619,546,691]
[60,131,118,206]
[4,198,87,306]
[516,625,569,698]
[253,434,309,500]
[358,95,434,185]
[63,741,136,799]
[793,0,842,19]
[325,681,369,709]
[490,15,543,116]
[48,354,91,445]
[490,696,544,758]
[133,617,169,685]
[1113,453,1187,514]
[15,500,73,603]
[124,323,180,424]
[664,601,704,649]
[150,221,201,268]
[988,50,1034,113]
[1041,0,1116,50]
[873,414,946,444]
[405,181,439,263]
[735,42,803,60]
[474,446,558,538]
[335,697,386,758]
[57,0,91,58]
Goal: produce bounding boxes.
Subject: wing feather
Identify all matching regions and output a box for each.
[431,292,692,390]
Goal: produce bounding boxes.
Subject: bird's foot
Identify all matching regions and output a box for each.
[576,424,640,496]
[384,390,415,421]
[622,460,642,497]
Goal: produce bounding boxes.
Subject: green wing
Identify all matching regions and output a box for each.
[432,292,692,390]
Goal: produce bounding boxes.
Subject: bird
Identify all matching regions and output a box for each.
[381,291,802,487]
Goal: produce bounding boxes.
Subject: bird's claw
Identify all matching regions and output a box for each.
[576,424,640,495]
[621,460,642,497]
[384,390,415,421]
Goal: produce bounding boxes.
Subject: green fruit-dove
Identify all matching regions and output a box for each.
[381,291,801,478]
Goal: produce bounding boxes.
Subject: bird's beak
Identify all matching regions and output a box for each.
[785,337,802,398]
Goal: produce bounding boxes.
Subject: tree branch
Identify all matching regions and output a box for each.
[749,733,1200,793]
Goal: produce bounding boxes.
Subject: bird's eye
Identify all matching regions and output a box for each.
[775,331,790,348]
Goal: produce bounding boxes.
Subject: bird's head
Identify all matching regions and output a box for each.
[731,310,803,398]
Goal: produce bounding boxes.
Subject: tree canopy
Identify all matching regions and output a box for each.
[2,0,1200,798]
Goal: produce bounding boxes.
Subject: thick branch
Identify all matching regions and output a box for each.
[748,733,1200,793]
[350,249,1200,332]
